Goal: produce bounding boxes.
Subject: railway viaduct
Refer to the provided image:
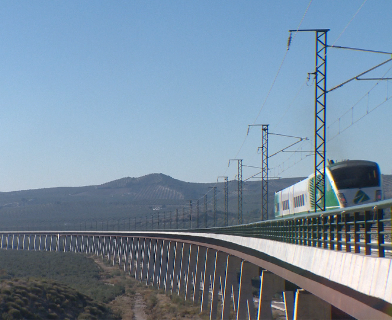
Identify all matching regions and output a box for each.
[1,199,392,320]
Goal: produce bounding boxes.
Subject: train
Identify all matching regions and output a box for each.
[274,160,383,218]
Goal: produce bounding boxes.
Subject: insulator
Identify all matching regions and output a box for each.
[287,33,292,50]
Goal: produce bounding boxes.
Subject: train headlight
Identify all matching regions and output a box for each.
[337,193,347,207]
[375,190,382,201]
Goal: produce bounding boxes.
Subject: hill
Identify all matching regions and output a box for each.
[0,173,390,231]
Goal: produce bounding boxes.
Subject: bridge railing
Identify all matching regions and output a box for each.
[196,199,392,258]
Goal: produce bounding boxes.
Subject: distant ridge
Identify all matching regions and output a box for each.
[98,173,182,189]
[93,173,208,201]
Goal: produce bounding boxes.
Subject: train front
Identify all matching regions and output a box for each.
[327,160,383,208]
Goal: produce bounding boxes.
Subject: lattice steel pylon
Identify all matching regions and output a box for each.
[204,194,207,228]
[209,187,217,227]
[261,125,269,220]
[218,176,229,226]
[237,160,243,224]
[189,200,192,229]
[314,30,328,212]
[196,200,199,228]
[290,28,329,212]
[229,159,243,224]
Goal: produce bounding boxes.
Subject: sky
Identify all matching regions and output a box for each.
[0,1,391,192]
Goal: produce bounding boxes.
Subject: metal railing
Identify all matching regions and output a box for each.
[197,199,392,258]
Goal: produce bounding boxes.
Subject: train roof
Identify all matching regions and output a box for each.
[327,160,378,171]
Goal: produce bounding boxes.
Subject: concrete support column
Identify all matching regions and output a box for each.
[142,238,151,282]
[130,238,137,277]
[237,261,259,320]
[97,236,102,256]
[80,235,84,253]
[221,255,241,320]
[123,238,129,272]
[85,235,89,254]
[283,291,294,320]
[118,238,124,266]
[257,271,285,320]
[185,244,198,301]
[111,237,117,265]
[172,242,183,295]
[56,234,60,252]
[74,235,77,253]
[77,235,81,253]
[179,243,190,296]
[165,241,176,292]
[117,237,123,266]
[210,251,228,320]
[147,239,157,285]
[201,248,216,313]
[44,235,48,251]
[193,246,207,304]
[159,240,169,289]
[51,235,55,251]
[293,289,331,320]
[108,236,112,260]
[101,236,105,257]
[153,239,163,287]
[135,238,144,280]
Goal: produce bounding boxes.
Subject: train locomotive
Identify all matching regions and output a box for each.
[274,160,383,218]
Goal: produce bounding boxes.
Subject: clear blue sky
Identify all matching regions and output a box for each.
[0,1,391,191]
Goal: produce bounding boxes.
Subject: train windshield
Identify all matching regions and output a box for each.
[329,163,380,190]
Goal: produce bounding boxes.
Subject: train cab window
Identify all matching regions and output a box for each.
[330,163,380,189]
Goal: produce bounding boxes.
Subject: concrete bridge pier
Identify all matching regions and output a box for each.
[147,239,156,285]
[193,246,207,304]
[171,241,182,294]
[201,248,216,313]
[123,237,129,273]
[237,261,259,320]
[293,289,331,320]
[221,255,241,320]
[165,240,176,292]
[185,244,198,301]
[179,243,190,296]
[159,240,169,289]
[210,251,228,319]
[129,237,137,276]
[142,238,150,282]
[153,239,163,287]
[134,238,142,280]
[257,271,285,320]
[283,291,294,320]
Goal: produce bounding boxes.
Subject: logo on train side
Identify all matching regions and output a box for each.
[353,190,370,204]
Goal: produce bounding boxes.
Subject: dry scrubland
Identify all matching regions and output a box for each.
[0,250,214,320]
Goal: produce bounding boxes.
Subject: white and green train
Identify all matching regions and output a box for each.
[274,160,383,218]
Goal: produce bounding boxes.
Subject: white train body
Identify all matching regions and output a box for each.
[274,160,383,218]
